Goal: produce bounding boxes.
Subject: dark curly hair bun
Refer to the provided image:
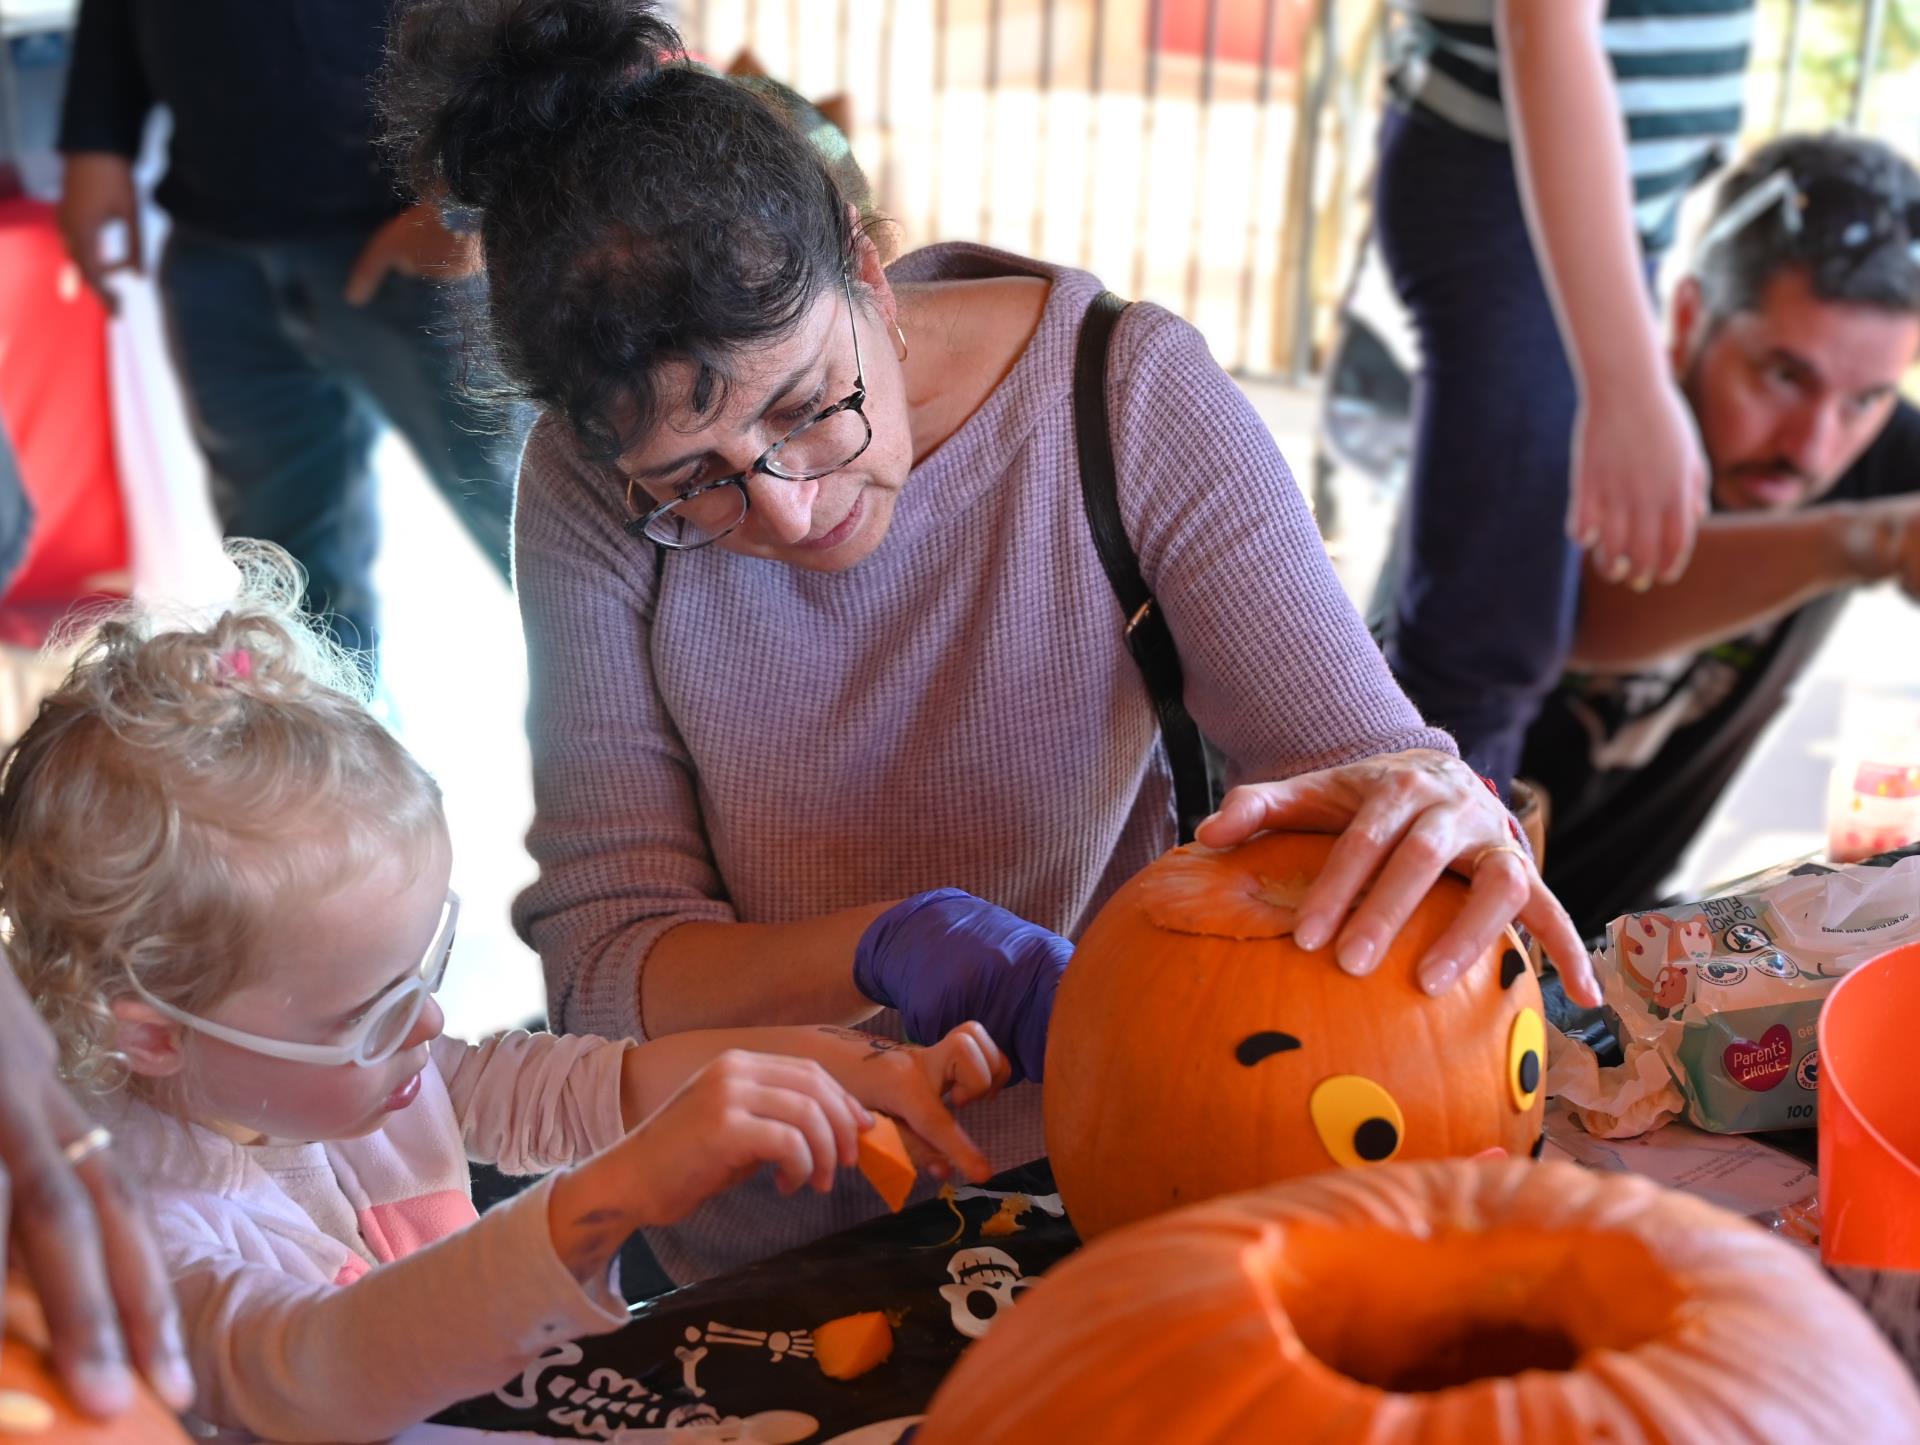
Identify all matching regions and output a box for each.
[386,0,683,211]
[382,0,873,461]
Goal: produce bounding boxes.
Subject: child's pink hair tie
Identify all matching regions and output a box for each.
[218,648,253,681]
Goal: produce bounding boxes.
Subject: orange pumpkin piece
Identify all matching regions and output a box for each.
[812,1312,894,1381]
[856,1115,916,1212]
[978,1196,1030,1237]
[1045,831,1547,1239]
[916,1159,1920,1444]
[1,1286,188,1442]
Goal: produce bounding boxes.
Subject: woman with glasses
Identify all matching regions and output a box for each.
[383,0,1604,1285]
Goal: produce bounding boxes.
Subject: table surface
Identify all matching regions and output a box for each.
[434,1161,1071,1443]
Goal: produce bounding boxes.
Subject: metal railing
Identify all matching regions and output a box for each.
[684,0,1345,376]
[684,0,1907,382]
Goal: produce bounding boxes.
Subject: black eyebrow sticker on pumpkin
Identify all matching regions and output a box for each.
[1501,948,1528,990]
[1235,1031,1303,1066]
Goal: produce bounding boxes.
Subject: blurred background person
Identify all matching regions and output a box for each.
[1373,0,1754,796]
[53,0,517,664]
[1524,133,1920,935]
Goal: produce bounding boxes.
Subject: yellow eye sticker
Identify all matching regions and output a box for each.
[1509,1007,1546,1111]
[1309,1074,1405,1169]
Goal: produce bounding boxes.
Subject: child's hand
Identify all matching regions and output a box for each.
[812,1022,1009,1185]
[616,1050,875,1227]
[913,1020,1012,1110]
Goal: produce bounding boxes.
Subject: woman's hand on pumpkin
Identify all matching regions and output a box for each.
[0,956,193,1418]
[852,891,1070,1086]
[1193,749,1602,1007]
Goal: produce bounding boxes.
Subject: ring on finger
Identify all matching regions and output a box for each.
[1469,843,1527,874]
[61,1124,113,1167]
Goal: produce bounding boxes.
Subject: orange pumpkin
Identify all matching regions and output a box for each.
[0,1286,188,1442]
[917,1159,1920,1443]
[1045,831,1546,1239]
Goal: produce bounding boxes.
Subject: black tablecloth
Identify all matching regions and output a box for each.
[434,1161,1078,1443]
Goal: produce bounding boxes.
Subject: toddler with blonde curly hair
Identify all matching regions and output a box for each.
[0,545,1006,1442]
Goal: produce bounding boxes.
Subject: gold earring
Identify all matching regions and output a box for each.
[891,320,908,361]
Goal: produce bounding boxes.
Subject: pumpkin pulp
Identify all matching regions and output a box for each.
[1257,1224,1686,1393]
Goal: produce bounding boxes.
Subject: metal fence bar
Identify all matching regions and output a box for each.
[1289,0,1336,382]
[879,0,898,218]
[982,0,1004,242]
[1183,0,1223,321]
[1081,0,1108,272]
[1034,0,1058,258]
[1236,0,1284,373]
[1133,0,1165,299]
[1774,0,1808,132]
[835,0,851,94]
[1851,0,1888,129]
[933,0,949,238]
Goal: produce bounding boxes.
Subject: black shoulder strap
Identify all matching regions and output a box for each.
[1073,290,1217,846]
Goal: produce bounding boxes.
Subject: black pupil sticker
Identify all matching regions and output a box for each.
[1518,1050,1541,1094]
[1353,1118,1399,1162]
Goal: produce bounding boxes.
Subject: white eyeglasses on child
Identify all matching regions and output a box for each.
[124,891,460,1067]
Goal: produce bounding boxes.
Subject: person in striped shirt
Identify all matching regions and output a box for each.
[1374,0,1754,796]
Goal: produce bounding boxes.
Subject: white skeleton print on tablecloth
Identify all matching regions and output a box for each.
[492,1337,822,1441]
[948,1187,1065,1217]
[675,1322,815,1397]
[609,1405,820,1442]
[939,1246,1033,1340]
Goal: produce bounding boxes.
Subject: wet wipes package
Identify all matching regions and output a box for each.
[1591,849,1920,1135]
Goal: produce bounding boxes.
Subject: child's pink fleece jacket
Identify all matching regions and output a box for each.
[107,1029,639,1441]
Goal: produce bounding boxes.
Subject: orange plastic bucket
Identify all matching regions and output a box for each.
[1820,941,1920,1271]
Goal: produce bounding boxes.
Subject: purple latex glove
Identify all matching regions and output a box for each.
[853,889,1071,1085]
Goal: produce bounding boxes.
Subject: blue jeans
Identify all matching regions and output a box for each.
[1373,104,1586,791]
[159,226,518,657]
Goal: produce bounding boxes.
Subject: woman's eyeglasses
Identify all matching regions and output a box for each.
[624,276,874,550]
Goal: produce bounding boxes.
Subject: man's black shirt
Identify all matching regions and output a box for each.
[58,0,405,242]
[1526,399,1920,936]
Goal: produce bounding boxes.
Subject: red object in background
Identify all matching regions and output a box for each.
[0,198,129,615]
[1159,0,1310,69]
[1853,760,1920,800]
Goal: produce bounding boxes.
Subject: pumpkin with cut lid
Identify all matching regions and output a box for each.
[1043,831,1546,1239]
[915,1159,1920,1443]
